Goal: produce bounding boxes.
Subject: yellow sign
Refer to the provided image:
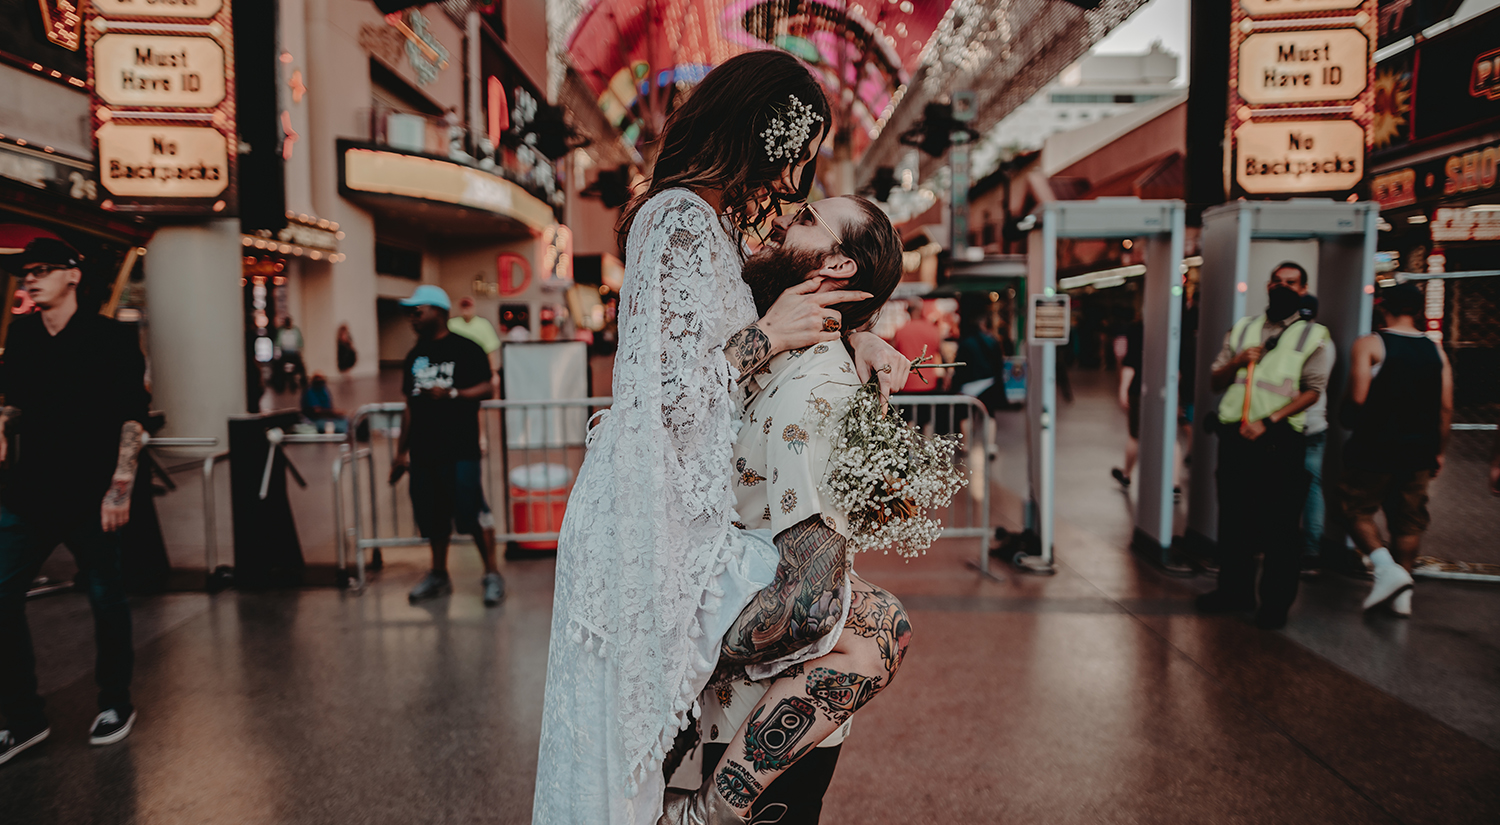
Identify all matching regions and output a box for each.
[1238,29,1369,104]
[92,0,223,19]
[93,34,225,108]
[1240,0,1363,16]
[97,123,229,198]
[1235,120,1365,194]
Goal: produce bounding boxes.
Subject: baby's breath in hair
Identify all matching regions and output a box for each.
[817,372,967,558]
[762,94,824,163]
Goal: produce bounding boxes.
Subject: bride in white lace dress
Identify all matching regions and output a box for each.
[531,52,909,825]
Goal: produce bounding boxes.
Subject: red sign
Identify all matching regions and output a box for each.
[496,253,532,296]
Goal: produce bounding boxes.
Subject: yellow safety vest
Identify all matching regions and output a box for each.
[1217,315,1328,433]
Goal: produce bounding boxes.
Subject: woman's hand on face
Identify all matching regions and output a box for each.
[759,277,872,353]
[849,331,910,397]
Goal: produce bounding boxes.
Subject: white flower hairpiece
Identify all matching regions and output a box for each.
[761,94,824,163]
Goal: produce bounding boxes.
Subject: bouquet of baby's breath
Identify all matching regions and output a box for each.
[819,369,968,558]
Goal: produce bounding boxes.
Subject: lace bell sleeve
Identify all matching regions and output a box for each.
[616,194,741,519]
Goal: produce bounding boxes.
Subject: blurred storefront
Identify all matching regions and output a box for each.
[1368,4,1500,411]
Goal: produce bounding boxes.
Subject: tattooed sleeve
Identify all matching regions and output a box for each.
[103,420,145,507]
[724,324,773,384]
[721,513,850,666]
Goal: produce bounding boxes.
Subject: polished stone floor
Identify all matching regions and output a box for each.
[6,369,1499,824]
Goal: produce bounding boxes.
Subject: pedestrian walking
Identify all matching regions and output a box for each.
[275,315,306,391]
[1197,262,1333,629]
[1339,283,1452,618]
[1295,294,1330,569]
[0,238,149,765]
[336,323,357,376]
[891,298,951,431]
[390,285,505,606]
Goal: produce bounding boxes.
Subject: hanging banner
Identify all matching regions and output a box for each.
[1228,0,1378,200]
[86,0,236,214]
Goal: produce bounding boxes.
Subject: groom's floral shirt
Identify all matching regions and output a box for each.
[728,342,858,540]
[701,341,863,752]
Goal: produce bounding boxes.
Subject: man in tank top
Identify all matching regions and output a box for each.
[1339,283,1453,618]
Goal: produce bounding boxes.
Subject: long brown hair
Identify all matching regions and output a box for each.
[617,50,831,254]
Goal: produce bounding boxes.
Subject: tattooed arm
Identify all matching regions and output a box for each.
[0,405,18,464]
[721,513,850,666]
[100,420,144,532]
[724,323,774,384]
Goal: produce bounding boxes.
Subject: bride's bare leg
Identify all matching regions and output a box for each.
[708,575,910,816]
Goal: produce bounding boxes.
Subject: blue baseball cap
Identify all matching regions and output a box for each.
[400,284,451,311]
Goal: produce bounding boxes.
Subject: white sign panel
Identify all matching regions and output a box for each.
[1235,119,1364,194]
[1238,29,1369,105]
[1240,0,1363,15]
[1433,208,1500,242]
[97,122,229,198]
[93,34,225,108]
[1028,294,1071,345]
[92,0,223,19]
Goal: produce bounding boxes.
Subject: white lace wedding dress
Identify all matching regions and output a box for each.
[532,189,762,825]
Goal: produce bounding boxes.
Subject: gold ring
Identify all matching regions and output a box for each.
[880,365,892,374]
[822,317,841,332]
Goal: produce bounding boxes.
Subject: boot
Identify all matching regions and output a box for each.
[658,779,749,825]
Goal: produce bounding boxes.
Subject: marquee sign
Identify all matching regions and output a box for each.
[1228,0,1377,199]
[92,33,227,108]
[85,0,236,214]
[91,0,223,18]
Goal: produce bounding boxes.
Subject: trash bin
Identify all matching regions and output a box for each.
[509,463,570,550]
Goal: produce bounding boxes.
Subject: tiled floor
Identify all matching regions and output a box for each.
[6,367,1498,824]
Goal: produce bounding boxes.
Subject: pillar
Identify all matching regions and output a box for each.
[144,220,246,446]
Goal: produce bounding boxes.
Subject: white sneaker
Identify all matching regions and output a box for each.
[1363,563,1414,611]
[1391,589,1412,618]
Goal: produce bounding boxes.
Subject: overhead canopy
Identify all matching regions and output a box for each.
[549,0,946,157]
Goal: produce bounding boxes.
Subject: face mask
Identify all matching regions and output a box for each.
[1266,285,1300,320]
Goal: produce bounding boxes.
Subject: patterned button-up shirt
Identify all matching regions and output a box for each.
[730,342,859,539]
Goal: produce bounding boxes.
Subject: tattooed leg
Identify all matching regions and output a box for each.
[708,574,911,815]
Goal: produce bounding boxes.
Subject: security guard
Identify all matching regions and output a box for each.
[1198,262,1333,629]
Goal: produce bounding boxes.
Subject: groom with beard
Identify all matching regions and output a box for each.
[663,195,909,825]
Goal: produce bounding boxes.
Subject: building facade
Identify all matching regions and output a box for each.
[0,0,611,445]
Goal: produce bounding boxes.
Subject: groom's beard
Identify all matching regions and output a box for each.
[742,245,828,316]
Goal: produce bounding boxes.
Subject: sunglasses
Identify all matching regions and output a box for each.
[790,202,843,248]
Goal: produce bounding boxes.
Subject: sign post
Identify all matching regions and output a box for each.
[86,1,236,214]
[1228,0,1377,200]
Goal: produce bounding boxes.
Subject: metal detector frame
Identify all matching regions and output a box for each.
[1186,200,1379,554]
[1025,199,1186,573]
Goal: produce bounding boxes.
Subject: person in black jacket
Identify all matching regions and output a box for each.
[0,238,149,766]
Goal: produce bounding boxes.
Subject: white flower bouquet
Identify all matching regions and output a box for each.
[819,364,968,558]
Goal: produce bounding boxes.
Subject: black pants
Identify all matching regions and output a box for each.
[701,742,841,825]
[0,505,134,733]
[1214,425,1310,613]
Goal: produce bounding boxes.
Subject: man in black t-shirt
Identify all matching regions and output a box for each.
[392,286,504,606]
[0,238,149,767]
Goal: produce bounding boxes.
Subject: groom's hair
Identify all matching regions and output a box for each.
[832,196,903,334]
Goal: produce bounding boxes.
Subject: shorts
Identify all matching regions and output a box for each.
[409,459,492,540]
[1338,468,1433,537]
[1127,394,1141,439]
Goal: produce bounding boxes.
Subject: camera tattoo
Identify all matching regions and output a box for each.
[741,696,817,772]
[715,763,763,810]
[804,667,879,724]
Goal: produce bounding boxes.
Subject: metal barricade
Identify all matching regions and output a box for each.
[335,394,995,590]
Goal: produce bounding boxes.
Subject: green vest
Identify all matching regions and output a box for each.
[1217,315,1328,433]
